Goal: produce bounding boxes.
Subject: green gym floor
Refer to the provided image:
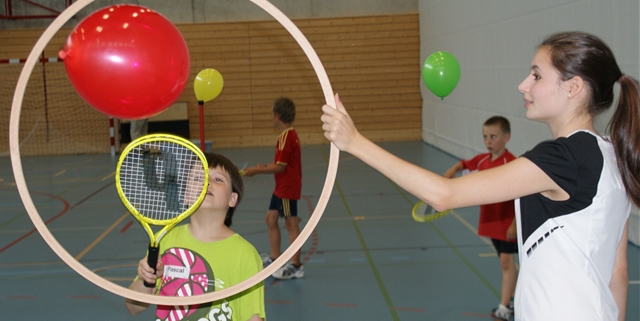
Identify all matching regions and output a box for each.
[1,140,638,320]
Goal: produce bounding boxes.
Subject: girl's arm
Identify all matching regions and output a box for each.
[321,93,563,210]
[610,221,629,321]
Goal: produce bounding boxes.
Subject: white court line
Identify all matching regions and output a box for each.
[630,280,640,285]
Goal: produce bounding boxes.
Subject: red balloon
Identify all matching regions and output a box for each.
[60,5,190,119]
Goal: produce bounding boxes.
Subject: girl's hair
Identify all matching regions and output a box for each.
[205,152,244,226]
[541,31,640,207]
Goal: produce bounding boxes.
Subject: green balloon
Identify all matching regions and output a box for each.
[422,51,460,99]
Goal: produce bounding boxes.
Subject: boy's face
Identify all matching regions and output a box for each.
[482,124,510,156]
[199,165,238,212]
[184,165,206,206]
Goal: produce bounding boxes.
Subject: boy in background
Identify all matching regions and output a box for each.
[244,97,304,280]
[443,116,517,321]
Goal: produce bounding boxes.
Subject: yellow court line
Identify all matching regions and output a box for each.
[54,170,65,177]
[101,171,115,181]
[75,212,129,261]
[479,253,497,257]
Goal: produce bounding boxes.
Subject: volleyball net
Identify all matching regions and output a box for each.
[0,56,113,157]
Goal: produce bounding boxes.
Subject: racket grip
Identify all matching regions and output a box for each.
[143,246,160,288]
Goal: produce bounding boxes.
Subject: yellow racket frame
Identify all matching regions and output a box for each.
[115,133,209,247]
[411,201,451,223]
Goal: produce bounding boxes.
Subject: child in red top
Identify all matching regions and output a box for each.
[443,116,517,321]
[243,97,304,280]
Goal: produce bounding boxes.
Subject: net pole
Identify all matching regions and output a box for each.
[198,100,205,151]
[109,117,116,158]
[40,51,50,142]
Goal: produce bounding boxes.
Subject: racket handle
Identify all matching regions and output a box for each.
[143,246,160,288]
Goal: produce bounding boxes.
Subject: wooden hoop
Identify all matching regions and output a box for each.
[9,0,338,305]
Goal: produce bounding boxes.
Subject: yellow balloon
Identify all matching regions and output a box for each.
[194,69,224,102]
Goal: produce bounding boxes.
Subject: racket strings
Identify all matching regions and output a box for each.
[119,141,206,222]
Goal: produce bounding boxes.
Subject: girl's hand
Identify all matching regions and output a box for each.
[321,93,361,153]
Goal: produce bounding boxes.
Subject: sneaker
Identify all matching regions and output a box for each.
[260,253,273,269]
[491,304,513,321]
[271,263,305,280]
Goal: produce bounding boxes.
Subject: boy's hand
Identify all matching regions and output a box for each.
[137,256,163,285]
[243,167,258,177]
[243,164,268,177]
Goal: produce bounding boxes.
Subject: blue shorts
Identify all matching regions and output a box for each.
[491,238,518,255]
[269,194,298,218]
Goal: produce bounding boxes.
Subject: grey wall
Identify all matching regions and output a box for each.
[419,0,640,159]
[0,0,418,29]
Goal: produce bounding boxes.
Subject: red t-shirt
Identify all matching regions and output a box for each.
[273,128,302,200]
[460,151,516,242]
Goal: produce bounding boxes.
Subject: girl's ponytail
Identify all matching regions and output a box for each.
[609,74,640,207]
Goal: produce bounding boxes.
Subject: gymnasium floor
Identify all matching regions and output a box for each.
[1,140,638,321]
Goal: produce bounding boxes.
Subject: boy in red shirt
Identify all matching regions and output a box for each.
[443,116,517,321]
[243,97,303,280]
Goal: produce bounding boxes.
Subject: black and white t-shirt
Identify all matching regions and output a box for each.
[515,131,630,321]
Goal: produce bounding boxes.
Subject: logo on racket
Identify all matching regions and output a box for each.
[142,148,181,212]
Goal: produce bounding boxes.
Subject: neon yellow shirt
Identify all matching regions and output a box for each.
[155,224,265,321]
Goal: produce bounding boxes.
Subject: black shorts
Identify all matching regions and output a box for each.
[269,194,298,218]
[491,238,518,255]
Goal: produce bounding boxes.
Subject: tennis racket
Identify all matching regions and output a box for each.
[116,134,208,287]
[411,201,451,223]
[239,161,248,176]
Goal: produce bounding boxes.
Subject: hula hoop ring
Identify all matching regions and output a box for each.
[9,0,338,305]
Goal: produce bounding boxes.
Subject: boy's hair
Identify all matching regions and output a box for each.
[204,153,244,227]
[272,97,296,124]
[484,116,511,134]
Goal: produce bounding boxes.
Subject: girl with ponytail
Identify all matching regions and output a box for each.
[321,31,637,321]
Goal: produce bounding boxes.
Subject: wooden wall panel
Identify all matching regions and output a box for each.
[0,13,420,155]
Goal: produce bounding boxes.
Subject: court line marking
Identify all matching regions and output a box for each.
[385,177,501,300]
[479,253,497,257]
[75,212,129,260]
[391,306,426,313]
[0,191,70,254]
[325,147,401,321]
[324,302,357,308]
[0,182,114,254]
[0,180,113,231]
[101,171,115,181]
